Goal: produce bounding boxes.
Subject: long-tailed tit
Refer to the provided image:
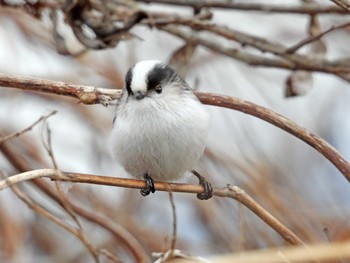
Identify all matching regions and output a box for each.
[110,60,212,199]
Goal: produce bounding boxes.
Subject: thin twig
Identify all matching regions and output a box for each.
[207,241,350,262]
[168,191,177,259]
[137,0,348,14]
[40,121,90,243]
[286,21,350,53]
[0,111,57,145]
[0,173,100,263]
[0,143,150,263]
[214,185,305,246]
[160,26,350,82]
[41,121,59,169]
[330,0,350,11]
[98,249,122,263]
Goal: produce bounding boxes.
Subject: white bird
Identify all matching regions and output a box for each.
[110,60,211,199]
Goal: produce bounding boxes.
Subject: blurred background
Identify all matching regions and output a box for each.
[1,0,350,262]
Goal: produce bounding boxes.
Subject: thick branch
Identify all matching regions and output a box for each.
[0,74,120,105]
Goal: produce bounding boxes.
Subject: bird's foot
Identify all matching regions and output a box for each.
[192,170,213,200]
[140,173,156,196]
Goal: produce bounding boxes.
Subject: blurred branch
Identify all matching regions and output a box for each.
[1,174,100,263]
[286,21,350,53]
[196,241,350,263]
[0,110,57,145]
[0,143,150,263]
[1,1,350,82]
[1,74,350,183]
[330,0,350,11]
[0,168,305,246]
[137,0,348,14]
[168,192,177,260]
[196,92,350,182]
[160,26,350,82]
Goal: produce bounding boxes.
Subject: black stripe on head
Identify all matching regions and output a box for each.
[147,64,176,91]
[125,66,134,95]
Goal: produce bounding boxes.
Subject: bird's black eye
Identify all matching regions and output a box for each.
[155,85,162,94]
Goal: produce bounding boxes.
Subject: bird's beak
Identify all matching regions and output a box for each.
[134,90,146,100]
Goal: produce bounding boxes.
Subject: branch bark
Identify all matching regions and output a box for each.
[1,74,349,182]
[0,168,305,246]
[137,0,348,14]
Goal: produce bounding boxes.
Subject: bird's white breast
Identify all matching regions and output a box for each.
[110,94,209,181]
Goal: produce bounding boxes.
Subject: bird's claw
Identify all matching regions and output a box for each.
[140,173,156,196]
[192,170,213,200]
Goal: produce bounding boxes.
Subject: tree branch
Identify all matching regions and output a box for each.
[0,74,120,105]
[196,92,350,183]
[137,0,348,14]
[0,110,57,145]
[0,168,305,246]
[0,143,150,263]
[159,25,350,82]
[3,177,100,263]
[286,21,350,53]
[1,74,350,182]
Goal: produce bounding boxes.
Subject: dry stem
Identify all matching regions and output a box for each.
[1,74,349,183]
[0,169,304,246]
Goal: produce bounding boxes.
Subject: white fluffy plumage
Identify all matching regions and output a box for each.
[110,60,209,181]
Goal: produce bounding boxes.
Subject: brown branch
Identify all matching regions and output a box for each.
[1,74,350,182]
[159,25,350,82]
[206,241,350,262]
[330,0,350,11]
[2,0,348,15]
[146,18,350,79]
[136,0,348,14]
[0,74,120,105]
[0,169,305,246]
[196,92,350,183]
[286,21,350,53]
[2,176,100,263]
[0,143,150,263]
[168,192,177,259]
[0,110,57,145]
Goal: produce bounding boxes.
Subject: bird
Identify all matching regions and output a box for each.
[110,60,212,199]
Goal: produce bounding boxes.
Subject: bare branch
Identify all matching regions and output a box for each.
[169,192,177,259]
[159,25,350,82]
[197,92,350,183]
[330,0,350,11]
[0,168,305,246]
[136,0,348,14]
[287,21,350,53]
[207,241,350,262]
[0,111,57,145]
[1,74,350,182]
[0,174,100,263]
[0,143,151,263]
[214,185,305,246]
[0,74,120,105]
